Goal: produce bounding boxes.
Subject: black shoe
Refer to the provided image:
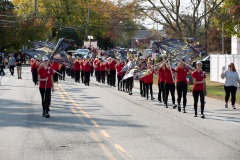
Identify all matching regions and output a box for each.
[42,113,46,117]
[46,114,50,118]
[194,114,197,117]
[183,108,186,113]
[173,105,177,109]
[165,104,168,108]
[151,97,155,100]
[201,115,205,118]
[177,105,181,112]
[129,92,132,95]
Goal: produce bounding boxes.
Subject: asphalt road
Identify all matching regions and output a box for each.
[0,66,240,160]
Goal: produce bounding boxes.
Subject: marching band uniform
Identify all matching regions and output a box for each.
[80,59,85,83]
[84,59,91,86]
[175,61,190,113]
[109,58,117,87]
[116,60,125,90]
[59,63,66,81]
[164,64,177,108]
[144,64,155,100]
[30,58,39,85]
[94,58,101,82]
[158,66,166,103]
[74,59,81,83]
[51,62,60,83]
[100,61,106,84]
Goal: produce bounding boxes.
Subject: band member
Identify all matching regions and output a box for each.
[30,57,39,85]
[59,63,66,81]
[94,57,101,82]
[116,59,125,90]
[157,60,166,103]
[51,62,60,83]
[139,58,147,97]
[164,60,177,108]
[144,62,155,100]
[38,56,54,118]
[109,57,117,87]
[192,61,206,118]
[175,60,191,113]
[84,58,91,86]
[74,58,81,83]
[80,58,85,83]
[100,59,106,84]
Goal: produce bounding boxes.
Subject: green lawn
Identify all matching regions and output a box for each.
[153,74,240,104]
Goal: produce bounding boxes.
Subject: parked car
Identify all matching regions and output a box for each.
[76,49,90,56]
[192,55,210,72]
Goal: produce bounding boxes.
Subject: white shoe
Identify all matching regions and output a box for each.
[232,105,236,109]
[225,104,228,108]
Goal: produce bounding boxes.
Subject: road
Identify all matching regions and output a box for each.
[0,66,240,160]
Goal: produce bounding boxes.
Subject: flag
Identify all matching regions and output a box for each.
[122,69,138,80]
[121,61,133,72]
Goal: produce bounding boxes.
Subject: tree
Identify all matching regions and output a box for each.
[136,0,224,39]
[212,0,240,37]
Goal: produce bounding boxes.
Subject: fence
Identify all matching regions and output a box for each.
[210,54,240,83]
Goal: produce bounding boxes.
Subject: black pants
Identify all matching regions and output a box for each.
[224,85,237,105]
[145,83,153,99]
[140,81,144,96]
[165,83,175,106]
[127,77,133,93]
[117,75,123,90]
[75,71,80,82]
[177,82,188,107]
[96,70,101,82]
[0,65,5,75]
[71,69,75,79]
[32,68,38,84]
[39,88,51,114]
[193,90,205,115]
[9,65,15,75]
[53,70,59,82]
[60,67,65,80]
[158,82,165,102]
[110,70,116,86]
[84,71,90,85]
[101,71,106,83]
[81,71,85,83]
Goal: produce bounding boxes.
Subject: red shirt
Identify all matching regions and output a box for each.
[51,62,59,71]
[84,62,91,72]
[116,63,124,75]
[38,66,54,88]
[74,61,80,71]
[94,59,100,71]
[109,60,117,70]
[165,68,175,84]
[192,70,206,91]
[100,63,106,71]
[158,68,165,83]
[144,70,155,83]
[176,67,189,83]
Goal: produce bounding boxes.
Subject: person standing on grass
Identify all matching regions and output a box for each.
[221,63,240,109]
[192,61,206,118]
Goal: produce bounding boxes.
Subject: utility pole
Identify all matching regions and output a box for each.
[34,0,38,15]
[204,0,208,54]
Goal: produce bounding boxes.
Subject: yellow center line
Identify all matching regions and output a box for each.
[101,130,111,138]
[56,83,130,160]
[114,144,126,153]
[91,120,101,128]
